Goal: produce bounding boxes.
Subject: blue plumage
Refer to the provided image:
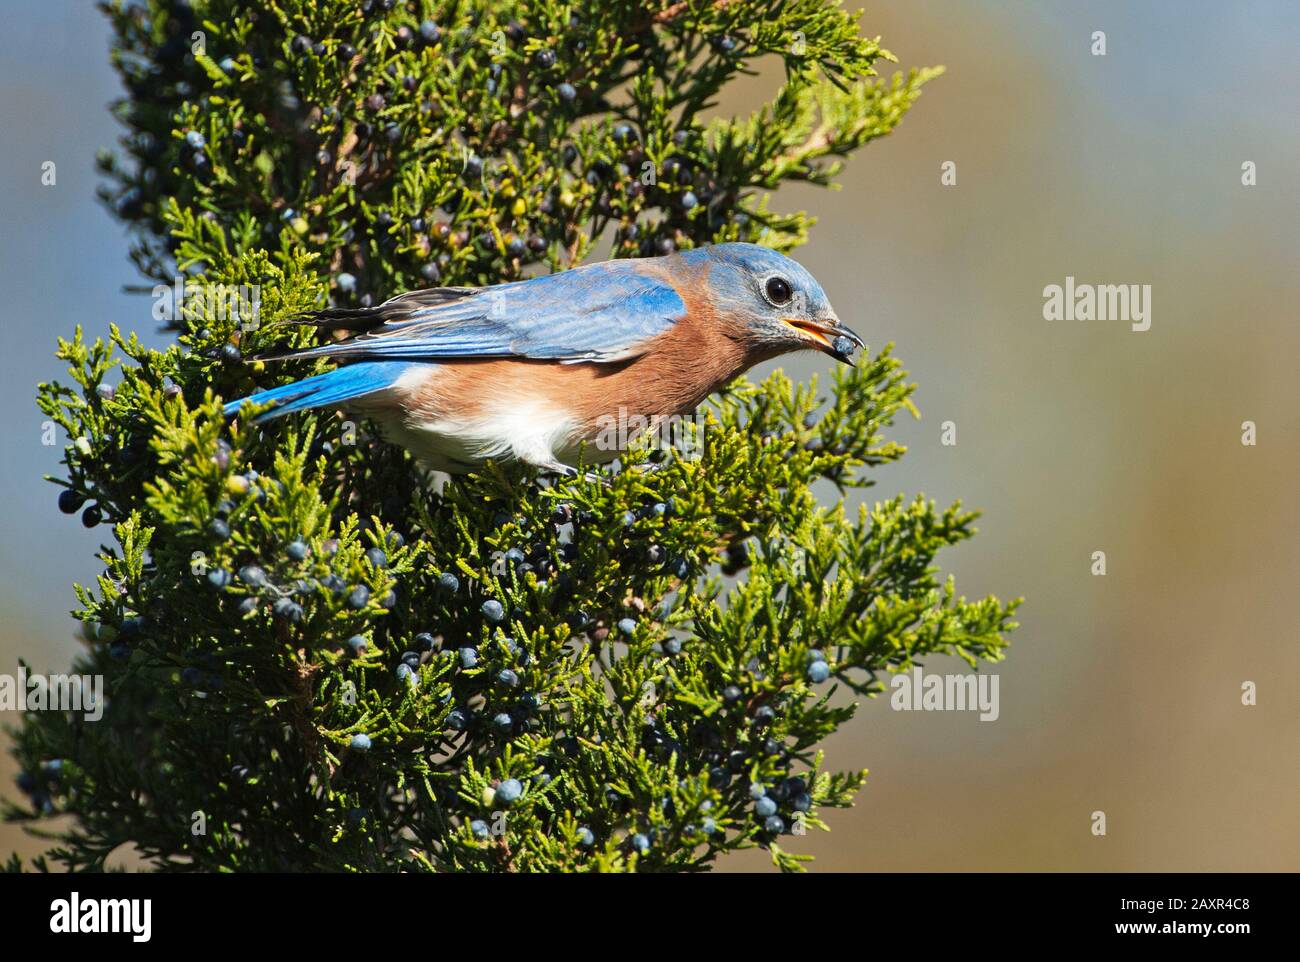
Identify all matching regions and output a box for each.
[268,260,687,365]
[221,243,863,472]
[221,361,411,421]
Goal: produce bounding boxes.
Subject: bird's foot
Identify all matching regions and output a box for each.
[628,459,672,475]
[537,461,605,485]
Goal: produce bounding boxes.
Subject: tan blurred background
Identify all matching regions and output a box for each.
[3,2,1297,870]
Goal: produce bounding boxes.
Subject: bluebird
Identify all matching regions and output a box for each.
[222,243,862,474]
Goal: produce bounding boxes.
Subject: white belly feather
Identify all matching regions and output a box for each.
[372,393,602,473]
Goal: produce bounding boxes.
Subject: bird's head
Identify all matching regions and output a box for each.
[682,243,864,364]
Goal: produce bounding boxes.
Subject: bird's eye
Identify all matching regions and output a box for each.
[764,276,793,306]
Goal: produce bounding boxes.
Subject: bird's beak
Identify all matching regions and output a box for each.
[784,314,865,366]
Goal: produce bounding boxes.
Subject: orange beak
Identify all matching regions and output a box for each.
[784,315,865,365]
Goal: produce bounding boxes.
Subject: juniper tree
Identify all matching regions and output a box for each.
[7,0,1018,872]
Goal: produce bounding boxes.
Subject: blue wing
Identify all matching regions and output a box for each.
[267,259,687,365]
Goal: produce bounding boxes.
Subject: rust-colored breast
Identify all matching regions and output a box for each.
[554,261,764,430]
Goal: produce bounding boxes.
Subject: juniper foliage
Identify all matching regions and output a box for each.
[6,0,1017,872]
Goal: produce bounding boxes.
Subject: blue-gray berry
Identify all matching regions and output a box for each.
[494,778,523,805]
[57,489,84,514]
[272,596,303,622]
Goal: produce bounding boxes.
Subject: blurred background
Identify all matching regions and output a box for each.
[2,1,1297,870]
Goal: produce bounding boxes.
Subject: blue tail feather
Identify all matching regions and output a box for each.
[222,361,411,421]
